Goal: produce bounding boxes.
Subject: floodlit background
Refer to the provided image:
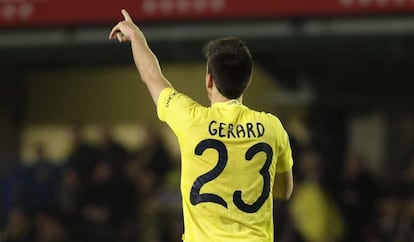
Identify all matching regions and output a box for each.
[1,1,413,241]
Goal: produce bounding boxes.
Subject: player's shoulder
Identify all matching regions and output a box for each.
[158,87,183,105]
[159,87,204,108]
[246,106,282,124]
[158,87,208,123]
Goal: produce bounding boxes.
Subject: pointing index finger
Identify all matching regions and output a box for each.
[121,9,132,21]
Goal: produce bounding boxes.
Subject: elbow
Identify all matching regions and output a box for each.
[273,183,294,201]
[274,189,293,201]
[273,170,294,201]
[283,190,293,200]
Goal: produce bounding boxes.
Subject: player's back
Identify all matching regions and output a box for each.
[179,100,286,242]
[157,88,291,242]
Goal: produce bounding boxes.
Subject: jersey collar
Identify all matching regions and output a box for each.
[212,99,242,107]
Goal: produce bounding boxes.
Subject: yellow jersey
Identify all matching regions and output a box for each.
[157,87,293,242]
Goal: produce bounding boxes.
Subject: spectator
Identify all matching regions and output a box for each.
[54,168,84,240]
[136,126,173,188]
[0,169,20,229]
[388,154,414,242]
[375,193,402,242]
[337,152,378,242]
[66,124,98,182]
[32,209,67,242]
[289,149,345,242]
[96,127,128,177]
[20,144,60,214]
[77,159,135,242]
[0,207,33,242]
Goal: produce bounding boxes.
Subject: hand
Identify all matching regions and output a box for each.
[109,9,142,42]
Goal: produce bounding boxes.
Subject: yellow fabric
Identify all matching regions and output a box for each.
[290,182,345,242]
[157,87,293,242]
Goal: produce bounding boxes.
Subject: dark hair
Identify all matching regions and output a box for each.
[205,36,253,99]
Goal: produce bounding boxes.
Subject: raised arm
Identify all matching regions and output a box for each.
[109,9,172,105]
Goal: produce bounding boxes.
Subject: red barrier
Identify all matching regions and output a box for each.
[1,0,414,28]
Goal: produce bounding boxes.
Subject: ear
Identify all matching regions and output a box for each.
[206,73,214,89]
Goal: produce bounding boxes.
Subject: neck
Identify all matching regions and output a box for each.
[210,87,243,105]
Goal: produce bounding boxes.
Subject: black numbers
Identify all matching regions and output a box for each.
[233,143,272,213]
[190,139,273,213]
[190,139,228,208]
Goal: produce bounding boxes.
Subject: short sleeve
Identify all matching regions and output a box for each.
[156,87,205,135]
[157,87,178,122]
[275,127,294,173]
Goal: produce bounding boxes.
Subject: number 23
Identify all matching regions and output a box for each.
[190,139,273,213]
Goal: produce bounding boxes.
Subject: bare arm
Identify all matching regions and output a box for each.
[109,9,171,105]
[273,169,293,200]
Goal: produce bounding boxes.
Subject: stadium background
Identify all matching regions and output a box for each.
[0,0,413,241]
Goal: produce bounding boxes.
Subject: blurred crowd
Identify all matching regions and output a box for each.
[0,125,182,242]
[0,122,413,242]
[275,147,414,242]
